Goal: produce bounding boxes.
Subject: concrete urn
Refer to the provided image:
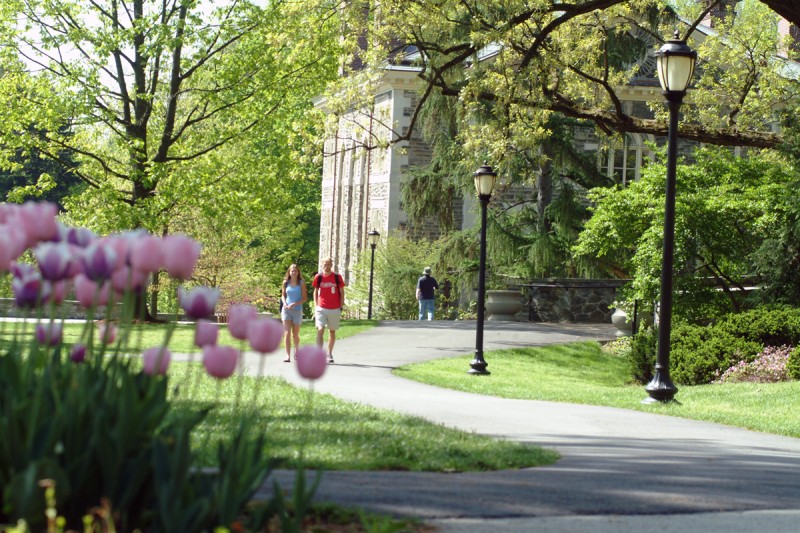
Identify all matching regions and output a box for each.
[611,308,633,337]
[485,290,523,321]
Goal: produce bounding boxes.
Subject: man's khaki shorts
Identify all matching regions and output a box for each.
[315,306,341,330]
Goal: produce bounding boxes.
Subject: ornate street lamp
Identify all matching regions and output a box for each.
[367,229,380,319]
[644,32,697,403]
[469,162,497,375]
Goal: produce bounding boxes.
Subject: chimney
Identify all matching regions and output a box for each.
[778,17,800,59]
[701,0,737,28]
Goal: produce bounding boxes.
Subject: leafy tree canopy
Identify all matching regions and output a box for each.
[0,0,340,235]
[323,0,799,168]
[573,146,796,320]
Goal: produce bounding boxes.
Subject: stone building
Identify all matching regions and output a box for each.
[313,8,798,299]
[313,63,477,282]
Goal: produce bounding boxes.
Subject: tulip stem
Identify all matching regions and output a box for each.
[234,340,246,412]
[252,352,267,407]
[300,382,315,466]
[190,352,203,402]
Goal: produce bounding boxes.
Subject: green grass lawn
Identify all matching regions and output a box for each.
[394,341,800,438]
[0,318,557,473]
[169,366,558,472]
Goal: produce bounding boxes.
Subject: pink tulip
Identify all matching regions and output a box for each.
[227,304,257,340]
[35,323,62,346]
[14,201,58,246]
[247,317,283,353]
[65,245,86,277]
[74,274,111,308]
[10,262,37,279]
[70,344,87,363]
[296,346,328,380]
[129,234,164,273]
[179,286,220,320]
[203,345,239,379]
[82,241,119,281]
[64,226,96,248]
[102,232,144,267]
[12,267,46,308]
[45,281,67,305]
[0,224,25,272]
[161,234,201,280]
[34,242,74,281]
[110,265,148,293]
[142,347,171,375]
[0,204,13,224]
[98,323,117,344]
[195,319,219,348]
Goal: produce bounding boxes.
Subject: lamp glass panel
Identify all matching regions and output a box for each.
[657,54,694,92]
[474,173,496,196]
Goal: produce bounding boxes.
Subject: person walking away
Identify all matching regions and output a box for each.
[313,258,345,363]
[280,264,308,362]
[416,266,439,320]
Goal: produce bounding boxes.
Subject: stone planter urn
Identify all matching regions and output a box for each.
[611,308,633,337]
[485,290,523,321]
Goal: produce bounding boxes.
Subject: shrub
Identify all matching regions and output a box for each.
[601,336,632,356]
[626,327,657,384]
[670,324,763,385]
[717,306,800,346]
[788,347,800,380]
[714,346,793,383]
[668,307,800,385]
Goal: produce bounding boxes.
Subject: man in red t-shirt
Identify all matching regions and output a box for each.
[312,257,345,363]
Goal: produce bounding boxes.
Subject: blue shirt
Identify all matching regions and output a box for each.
[285,280,304,307]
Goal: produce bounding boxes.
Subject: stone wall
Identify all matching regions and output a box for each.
[520,279,630,323]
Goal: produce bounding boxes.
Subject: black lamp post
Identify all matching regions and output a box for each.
[367,229,380,319]
[469,162,497,375]
[644,32,697,404]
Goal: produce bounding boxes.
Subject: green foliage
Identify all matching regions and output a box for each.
[0,0,336,319]
[716,306,800,346]
[346,232,483,321]
[669,307,800,385]
[754,112,800,304]
[627,327,657,385]
[0,127,85,207]
[575,147,796,321]
[0,343,281,532]
[351,233,453,320]
[788,347,800,380]
[670,324,763,386]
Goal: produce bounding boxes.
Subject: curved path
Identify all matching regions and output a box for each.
[246,320,800,532]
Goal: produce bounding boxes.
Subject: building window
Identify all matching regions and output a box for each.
[598,133,648,185]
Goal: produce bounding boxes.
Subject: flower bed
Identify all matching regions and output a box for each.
[0,201,328,531]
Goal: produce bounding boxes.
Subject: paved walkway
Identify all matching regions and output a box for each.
[245,320,800,532]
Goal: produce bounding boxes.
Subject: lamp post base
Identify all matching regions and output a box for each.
[468,354,490,375]
[642,368,679,404]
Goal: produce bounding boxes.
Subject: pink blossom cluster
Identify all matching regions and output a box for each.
[2,201,201,310]
[714,345,793,384]
[197,304,327,380]
[4,200,327,382]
